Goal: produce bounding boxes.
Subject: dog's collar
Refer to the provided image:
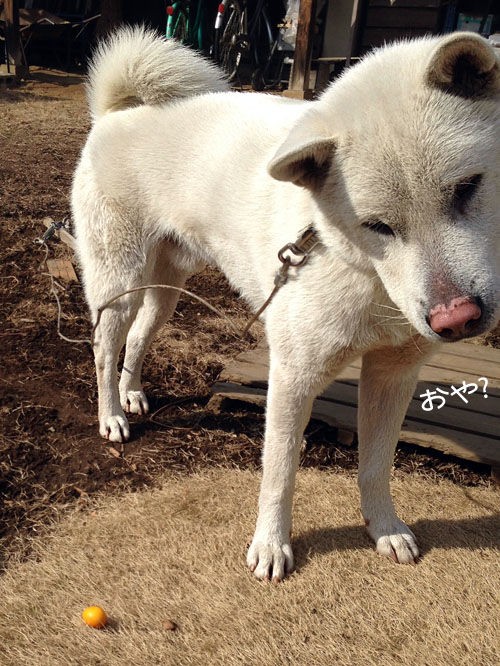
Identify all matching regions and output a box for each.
[243,225,320,336]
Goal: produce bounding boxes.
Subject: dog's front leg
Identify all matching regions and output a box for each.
[247,359,324,582]
[358,338,436,563]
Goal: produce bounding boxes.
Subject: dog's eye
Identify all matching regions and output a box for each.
[362,220,395,237]
[453,174,482,214]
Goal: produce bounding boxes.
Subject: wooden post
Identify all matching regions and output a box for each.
[4,0,28,79]
[284,0,317,99]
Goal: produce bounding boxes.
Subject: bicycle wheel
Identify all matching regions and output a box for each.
[250,4,276,90]
[252,38,288,91]
[250,3,273,71]
[214,0,247,82]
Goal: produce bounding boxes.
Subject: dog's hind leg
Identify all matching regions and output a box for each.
[358,338,437,564]
[89,272,145,443]
[76,213,152,442]
[119,243,191,415]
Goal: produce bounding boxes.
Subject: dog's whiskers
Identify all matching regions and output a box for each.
[410,335,423,354]
[371,313,408,321]
[372,302,403,312]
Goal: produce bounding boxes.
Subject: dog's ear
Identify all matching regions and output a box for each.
[426,32,500,98]
[268,115,336,190]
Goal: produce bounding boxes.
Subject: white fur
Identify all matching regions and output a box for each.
[73,28,500,578]
[86,26,228,120]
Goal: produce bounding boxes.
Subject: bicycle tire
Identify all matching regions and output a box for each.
[250,3,273,70]
[251,34,285,91]
[249,3,282,91]
[214,0,246,82]
[251,68,266,91]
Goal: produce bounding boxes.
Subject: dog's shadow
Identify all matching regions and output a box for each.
[134,397,500,566]
[291,513,500,572]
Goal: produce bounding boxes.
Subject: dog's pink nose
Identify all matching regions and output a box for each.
[428,297,482,340]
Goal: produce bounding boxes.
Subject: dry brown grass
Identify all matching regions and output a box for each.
[0,468,498,666]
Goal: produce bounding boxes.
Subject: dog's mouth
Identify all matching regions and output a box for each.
[424,295,490,342]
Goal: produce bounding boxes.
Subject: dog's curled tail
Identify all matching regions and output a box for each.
[87,26,229,121]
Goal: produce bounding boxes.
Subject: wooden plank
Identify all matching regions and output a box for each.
[340,340,500,379]
[213,382,267,406]
[46,258,78,282]
[320,381,499,436]
[398,420,499,466]
[213,382,500,466]
[221,342,500,391]
[347,356,500,384]
[219,348,269,385]
[214,339,500,466]
[411,363,498,387]
[418,351,499,379]
[437,341,500,365]
[329,382,499,421]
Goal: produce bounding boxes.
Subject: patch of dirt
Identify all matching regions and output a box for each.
[0,70,496,566]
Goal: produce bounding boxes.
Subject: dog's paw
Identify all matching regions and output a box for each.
[246,537,294,582]
[99,414,130,443]
[366,517,419,564]
[121,389,149,415]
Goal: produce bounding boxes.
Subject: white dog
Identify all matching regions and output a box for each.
[72,27,499,581]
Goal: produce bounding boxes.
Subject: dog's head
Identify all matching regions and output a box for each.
[269,33,499,342]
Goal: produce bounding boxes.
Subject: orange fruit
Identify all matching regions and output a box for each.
[81,605,108,629]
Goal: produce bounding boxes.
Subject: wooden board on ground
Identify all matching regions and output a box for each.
[213,340,500,467]
[46,258,78,282]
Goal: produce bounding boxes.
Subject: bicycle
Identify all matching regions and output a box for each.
[165,0,204,51]
[212,0,289,89]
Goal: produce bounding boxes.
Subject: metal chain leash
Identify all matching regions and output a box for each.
[243,225,319,336]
